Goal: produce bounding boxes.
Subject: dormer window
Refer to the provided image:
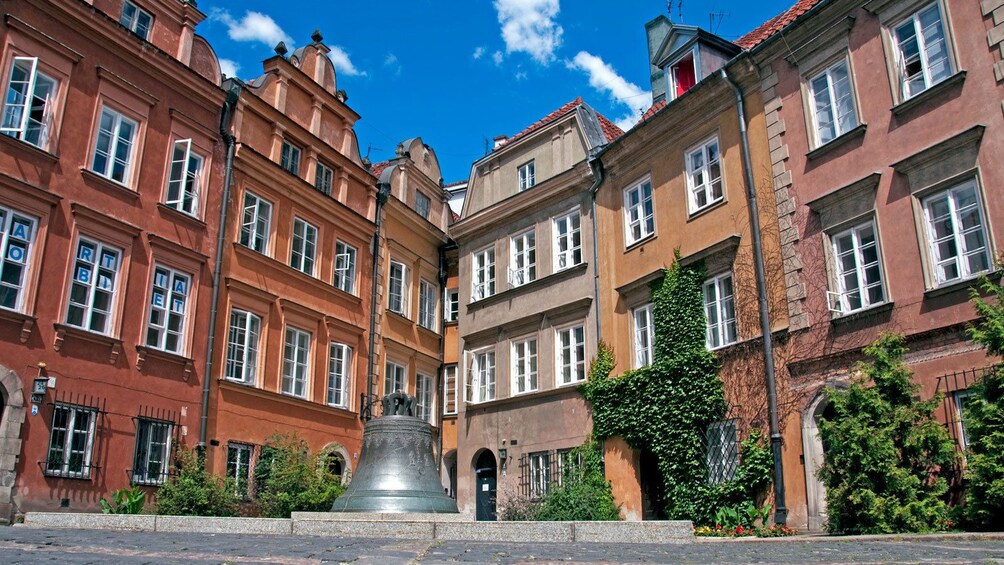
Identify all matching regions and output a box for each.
[120,1,153,41]
[669,50,697,99]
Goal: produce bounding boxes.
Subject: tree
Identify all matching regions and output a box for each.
[254,433,346,518]
[817,333,957,534]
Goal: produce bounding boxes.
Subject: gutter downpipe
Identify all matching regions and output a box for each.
[435,242,450,473]
[198,82,241,454]
[365,182,392,421]
[720,67,787,525]
[588,156,605,343]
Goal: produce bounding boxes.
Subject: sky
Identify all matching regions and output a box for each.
[195,0,797,183]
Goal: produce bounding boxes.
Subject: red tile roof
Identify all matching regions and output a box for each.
[735,0,823,50]
[369,160,391,178]
[497,97,624,149]
[597,112,625,143]
[639,99,667,123]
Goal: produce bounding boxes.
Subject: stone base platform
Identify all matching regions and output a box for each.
[21,512,693,543]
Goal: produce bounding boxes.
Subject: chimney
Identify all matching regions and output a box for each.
[645,16,671,104]
[493,135,508,149]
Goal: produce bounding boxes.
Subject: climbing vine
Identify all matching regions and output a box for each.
[580,259,772,524]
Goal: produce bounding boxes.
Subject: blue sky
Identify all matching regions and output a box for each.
[196,1,796,183]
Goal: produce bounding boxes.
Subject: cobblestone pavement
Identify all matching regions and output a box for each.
[2,528,1004,564]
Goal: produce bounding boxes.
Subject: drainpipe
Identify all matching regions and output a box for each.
[588,157,605,343]
[720,67,787,525]
[198,82,241,454]
[365,182,392,421]
[435,242,449,473]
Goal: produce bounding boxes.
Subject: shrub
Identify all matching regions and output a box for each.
[817,333,957,534]
[534,440,620,521]
[156,449,236,517]
[254,433,346,518]
[100,486,146,514]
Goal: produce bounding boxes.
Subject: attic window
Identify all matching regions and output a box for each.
[669,52,696,100]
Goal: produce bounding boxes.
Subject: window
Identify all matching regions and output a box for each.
[828,222,885,315]
[384,361,406,396]
[633,303,655,368]
[415,192,431,220]
[419,279,437,331]
[45,404,96,478]
[922,180,990,285]
[165,139,203,216]
[553,212,582,271]
[529,451,551,498]
[65,237,121,335]
[281,326,311,398]
[225,309,260,384]
[120,0,153,40]
[327,343,350,408]
[809,59,858,146]
[388,260,409,315]
[91,106,137,185]
[0,206,36,312]
[703,273,736,350]
[239,192,272,254]
[280,140,301,175]
[512,337,538,394]
[416,373,434,423]
[953,389,974,449]
[686,137,723,213]
[226,443,254,498]
[145,265,191,354]
[132,418,172,485]
[472,247,495,300]
[443,364,458,415]
[1,57,58,149]
[469,349,496,403]
[290,218,317,276]
[557,325,586,385]
[444,288,459,322]
[333,241,357,294]
[668,51,697,99]
[518,160,536,191]
[315,161,334,195]
[624,179,655,245]
[706,420,739,485]
[509,230,536,287]
[893,3,952,101]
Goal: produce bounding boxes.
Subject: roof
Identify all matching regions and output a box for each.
[443,180,468,189]
[497,97,624,150]
[369,160,391,178]
[639,99,667,123]
[596,113,625,143]
[735,0,823,50]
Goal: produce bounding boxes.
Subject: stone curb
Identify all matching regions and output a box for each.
[694,532,1004,543]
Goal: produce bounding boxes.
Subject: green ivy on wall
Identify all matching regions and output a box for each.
[581,258,772,524]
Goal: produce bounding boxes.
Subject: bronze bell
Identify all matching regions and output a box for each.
[331,391,458,513]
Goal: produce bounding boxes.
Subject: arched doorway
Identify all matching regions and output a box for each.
[318,443,351,485]
[802,392,835,532]
[473,449,497,521]
[0,365,26,524]
[442,449,457,499]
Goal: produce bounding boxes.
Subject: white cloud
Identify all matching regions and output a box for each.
[328,46,366,77]
[219,58,240,78]
[383,53,401,77]
[473,46,486,60]
[493,0,563,65]
[566,51,651,131]
[213,9,292,48]
[492,50,504,65]
[515,70,528,80]
[384,53,399,66]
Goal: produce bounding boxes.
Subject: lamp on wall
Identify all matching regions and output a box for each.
[498,447,507,468]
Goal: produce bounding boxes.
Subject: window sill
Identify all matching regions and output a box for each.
[625,233,657,252]
[233,243,360,303]
[417,323,440,338]
[0,308,36,343]
[468,263,588,312]
[387,309,412,323]
[806,124,867,161]
[217,378,358,418]
[830,301,894,326]
[157,203,207,230]
[891,71,966,117]
[687,198,727,223]
[924,271,996,299]
[79,168,139,200]
[53,323,123,364]
[463,384,583,411]
[0,133,59,164]
[135,345,195,379]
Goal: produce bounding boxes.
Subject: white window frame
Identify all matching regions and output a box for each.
[45,404,97,478]
[556,324,586,385]
[65,236,121,335]
[315,161,334,195]
[91,106,138,186]
[808,58,859,147]
[388,260,409,315]
[384,360,406,396]
[281,326,311,398]
[706,419,739,485]
[290,217,317,276]
[1,56,57,149]
[703,272,737,350]
[529,451,551,498]
[145,264,191,354]
[468,349,496,404]
[226,442,254,498]
[280,140,301,175]
[132,418,172,485]
[511,336,538,395]
[443,364,458,415]
[415,191,431,220]
[827,221,886,316]
[327,342,350,408]
[0,206,37,313]
[553,211,582,271]
[120,0,154,40]
[893,2,953,101]
[632,303,655,369]
[624,178,655,245]
[240,191,272,255]
[333,241,357,294]
[509,230,536,288]
[953,389,973,449]
[685,136,724,214]
[225,308,261,384]
[416,373,434,423]
[518,160,536,191]
[418,278,437,331]
[444,288,459,322]
[165,138,203,216]
[472,247,495,301]
[922,180,991,286]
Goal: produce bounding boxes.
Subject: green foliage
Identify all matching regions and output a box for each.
[580,259,772,524]
[156,449,236,517]
[963,276,1004,530]
[254,433,346,518]
[817,333,958,534]
[100,486,146,514]
[534,440,620,521]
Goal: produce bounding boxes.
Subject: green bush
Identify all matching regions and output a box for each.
[817,333,957,534]
[156,449,236,517]
[254,433,346,518]
[100,486,146,514]
[534,440,620,521]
